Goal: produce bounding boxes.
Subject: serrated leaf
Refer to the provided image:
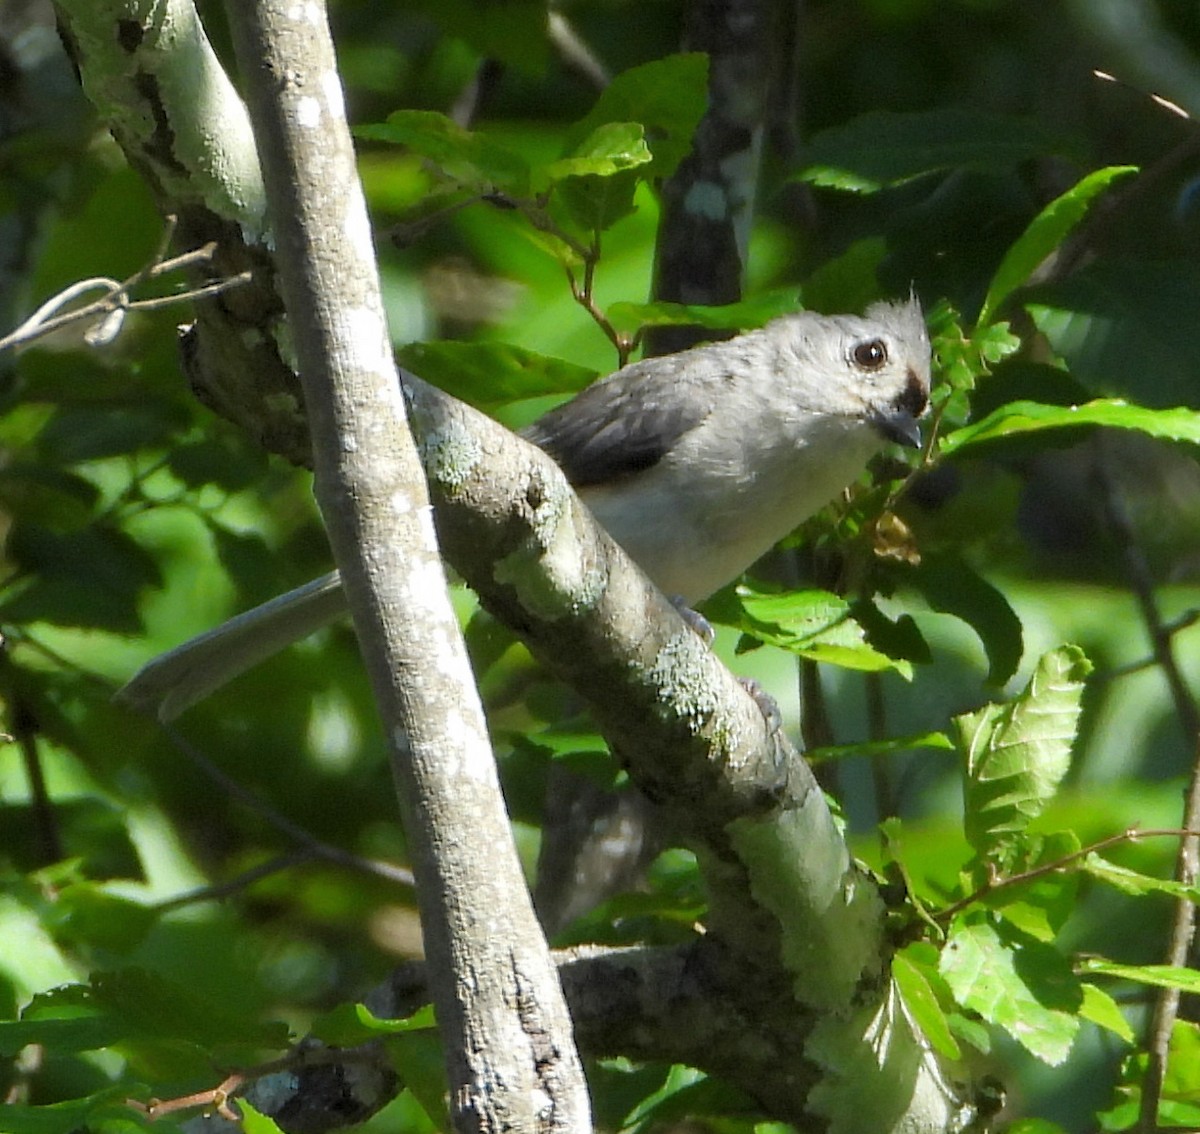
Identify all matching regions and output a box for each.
[940,919,1080,1065]
[985,831,1080,940]
[940,398,1200,459]
[356,111,530,195]
[729,587,912,676]
[563,54,708,181]
[1078,959,1200,994]
[901,553,1023,686]
[606,291,799,336]
[893,950,961,1060]
[954,646,1091,859]
[797,108,1071,193]
[310,1002,436,1047]
[978,166,1138,325]
[398,340,597,410]
[538,122,653,186]
[1079,983,1134,1043]
[1081,853,1200,902]
[805,731,953,765]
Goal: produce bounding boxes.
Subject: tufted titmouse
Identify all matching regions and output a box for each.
[120,298,930,720]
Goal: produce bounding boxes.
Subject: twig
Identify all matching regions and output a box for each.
[936,827,1200,925]
[547,12,610,91]
[162,725,416,889]
[0,217,251,354]
[1092,440,1200,1134]
[151,848,320,913]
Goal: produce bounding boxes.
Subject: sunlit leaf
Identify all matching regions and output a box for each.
[563,54,708,180]
[940,399,1200,458]
[978,166,1138,325]
[538,123,653,186]
[940,918,1080,1065]
[893,949,961,1060]
[954,646,1091,859]
[1081,853,1200,902]
[727,587,913,676]
[356,111,530,195]
[1079,984,1134,1043]
[310,1002,436,1047]
[1078,959,1200,994]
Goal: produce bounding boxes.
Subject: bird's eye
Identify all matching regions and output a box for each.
[852,339,889,370]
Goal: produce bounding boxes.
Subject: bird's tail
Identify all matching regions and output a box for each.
[117,570,348,722]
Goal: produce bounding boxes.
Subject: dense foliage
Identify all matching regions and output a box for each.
[3,1,1200,1132]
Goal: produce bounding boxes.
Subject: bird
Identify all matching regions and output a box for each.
[119,297,931,720]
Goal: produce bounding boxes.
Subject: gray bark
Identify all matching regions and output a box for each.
[222,4,590,1133]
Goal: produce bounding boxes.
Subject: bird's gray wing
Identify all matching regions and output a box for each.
[522,353,718,487]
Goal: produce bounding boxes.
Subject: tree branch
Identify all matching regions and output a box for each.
[222,4,590,1133]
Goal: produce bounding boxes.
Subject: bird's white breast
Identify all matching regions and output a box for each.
[580,411,882,603]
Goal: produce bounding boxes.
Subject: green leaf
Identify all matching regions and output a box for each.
[411,0,548,76]
[797,108,1071,193]
[940,919,1081,1065]
[805,731,953,765]
[35,402,187,464]
[42,885,157,953]
[388,1031,451,1131]
[538,122,653,186]
[893,949,961,1060]
[1081,853,1200,902]
[0,1092,147,1134]
[310,1002,436,1047]
[1079,983,1134,1043]
[1078,959,1200,994]
[985,832,1081,940]
[563,54,708,181]
[954,646,1091,859]
[1027,260,1200,407]
[901,553,1024,686]
[978,166,1138,325]
[238,1101,287,1134]
[0,465,100,529]
[940,398,1200,459]
[798,237,888,315]
[0,523,160,633]
[606,291,800,336]
[88,968,291,1051]
[398,340,598,410]
[728,587,913,676]
[0,1012,121,1058]
[356,111,530,195]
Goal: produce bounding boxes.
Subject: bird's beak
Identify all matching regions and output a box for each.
[872,408,923,449]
